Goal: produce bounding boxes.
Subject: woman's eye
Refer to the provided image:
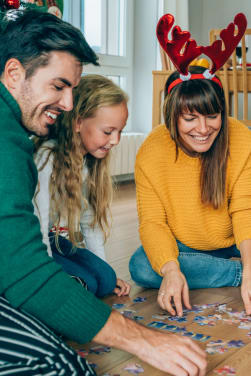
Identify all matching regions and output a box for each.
[104,132,112,135]
[184,117,195,122]
[207,115,218,119]
[55,85,63,91]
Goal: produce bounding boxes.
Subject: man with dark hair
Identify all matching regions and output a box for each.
[0,8,207,376]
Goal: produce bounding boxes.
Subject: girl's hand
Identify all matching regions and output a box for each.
[158,261,191,316]
[113,278,131,296]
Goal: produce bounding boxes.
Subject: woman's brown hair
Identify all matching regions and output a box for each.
[163,66,228,209]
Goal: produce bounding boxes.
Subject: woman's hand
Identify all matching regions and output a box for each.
[239,239,251,315]
[113,278,131,297]
[241,271,251,315]
[158,261,191,316]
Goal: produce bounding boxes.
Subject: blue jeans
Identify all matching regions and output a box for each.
[49,233,117,298]
[129,241,242,289]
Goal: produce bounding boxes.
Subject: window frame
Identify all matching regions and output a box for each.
[63,0,133,131]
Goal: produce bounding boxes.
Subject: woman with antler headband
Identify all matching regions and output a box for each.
[129,13,251,317]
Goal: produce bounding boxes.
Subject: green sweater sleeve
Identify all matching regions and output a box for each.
[0,83,111,343]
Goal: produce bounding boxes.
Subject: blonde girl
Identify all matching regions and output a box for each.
[34,74,130,297]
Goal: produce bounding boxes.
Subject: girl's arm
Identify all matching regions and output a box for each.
[79,203,106,261]
[33,148,53,256]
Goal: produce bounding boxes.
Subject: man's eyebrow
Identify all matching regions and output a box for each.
[55,78,72,87]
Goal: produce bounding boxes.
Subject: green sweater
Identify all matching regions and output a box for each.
[0,82,111,343]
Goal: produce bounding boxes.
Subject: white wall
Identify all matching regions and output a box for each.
[131,0,159,134]
[189,0,250,45]
[189,0,251,120]
[131,0,189,134]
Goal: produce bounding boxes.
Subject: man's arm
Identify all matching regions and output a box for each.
[94,310,207,376]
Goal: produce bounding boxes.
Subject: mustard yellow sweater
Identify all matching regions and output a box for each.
[135,118,251,275]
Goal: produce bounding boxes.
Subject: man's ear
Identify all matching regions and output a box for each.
[3,58,25,93]
[75,117,82,133]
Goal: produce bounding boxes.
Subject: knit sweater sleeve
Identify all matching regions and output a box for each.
[135,146,179,275]
[228,119,251,247]
[0,86,111,344]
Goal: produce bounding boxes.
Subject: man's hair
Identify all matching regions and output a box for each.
[0,8,99,77]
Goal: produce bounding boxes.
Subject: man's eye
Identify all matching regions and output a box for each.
[55,85,63,91]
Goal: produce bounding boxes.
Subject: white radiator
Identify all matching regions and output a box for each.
[110,132,147,176]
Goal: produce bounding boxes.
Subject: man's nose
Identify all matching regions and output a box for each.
[59,90,73,111]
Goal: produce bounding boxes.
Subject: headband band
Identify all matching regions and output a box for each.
[167,71,223,93]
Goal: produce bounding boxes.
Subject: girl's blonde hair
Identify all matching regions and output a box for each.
[163,66,228,209]
[35,74,128,246]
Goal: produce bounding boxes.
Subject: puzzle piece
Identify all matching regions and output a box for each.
[168,315,188,323]
[121,309,136,319]
[227,340,244,348]
[76,349,88,358]
[133,297,147,303]
[147,321,210,341]
[214,365,236,375]
[89,345,111,355]
[124,363,144,374]
[206,340,228,355]
[112,303,126,310]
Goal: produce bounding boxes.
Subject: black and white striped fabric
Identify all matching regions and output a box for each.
[0,297,96,375]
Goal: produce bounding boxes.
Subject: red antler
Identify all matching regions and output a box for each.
[156,14,203,75]
[202,13,247,74]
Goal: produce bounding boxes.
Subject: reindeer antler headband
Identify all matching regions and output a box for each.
[156,13,247,93]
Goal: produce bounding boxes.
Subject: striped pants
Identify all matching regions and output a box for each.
[0,297,96,375]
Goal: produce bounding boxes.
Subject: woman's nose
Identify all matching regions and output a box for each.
[197,117,209,134]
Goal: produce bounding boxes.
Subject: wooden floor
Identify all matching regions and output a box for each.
[104,180,141,282]
[69,182,251,376]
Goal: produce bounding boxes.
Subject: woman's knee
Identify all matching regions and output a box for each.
[129,246,145,282]
[129,246,161,287]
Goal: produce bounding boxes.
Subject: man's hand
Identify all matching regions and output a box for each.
[158,261,191,316]
[94,310,207,376]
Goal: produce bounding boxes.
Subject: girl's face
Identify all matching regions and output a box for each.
[177,110,222,154]
[76,101,128,158]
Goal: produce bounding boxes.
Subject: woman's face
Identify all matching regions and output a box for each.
[76,101,128,158]
[177,110,222,154]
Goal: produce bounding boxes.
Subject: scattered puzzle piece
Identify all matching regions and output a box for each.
[121,309,136,319]
[147,321,210,341]
[124,363,144,374]
[112,303,126,310]
[214,365,236,375]
[89,345,111,355]
[227,340,244,348]
[133,297,147,303]
[76,349,88,358]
